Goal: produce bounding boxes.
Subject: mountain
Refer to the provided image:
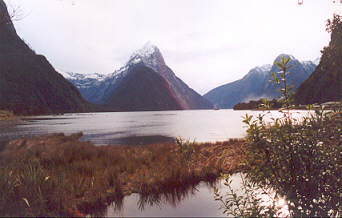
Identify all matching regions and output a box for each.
[313,58,321,66]
[103,66,182,111]
[301,60,317,75]
[123,42,213,109]
[295,15,342,105]
[58,70,107,103]
[258,54,314,100]
[204,54,316,109]
[0,0,91,114]
[203,64,271,108]
[62,42,213,110]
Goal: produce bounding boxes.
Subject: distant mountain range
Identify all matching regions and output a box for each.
[204,54,317,109]
[61,42,213,111]
[0,0,92,115]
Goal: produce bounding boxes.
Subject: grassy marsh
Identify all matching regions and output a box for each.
[0,132,245,216]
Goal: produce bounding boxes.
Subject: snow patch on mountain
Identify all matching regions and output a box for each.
[313,57,320,65]
[245,64,271,79]
[57,69,106,82]
[57,69,73,79]
[289,54,296,60]
[301,60,316,67]
[256,64,272,75]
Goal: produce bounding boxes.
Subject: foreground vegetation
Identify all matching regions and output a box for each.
[0,133,245,216]
[215,56,341,217]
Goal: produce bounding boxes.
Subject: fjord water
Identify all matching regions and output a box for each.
[0,109,309,147]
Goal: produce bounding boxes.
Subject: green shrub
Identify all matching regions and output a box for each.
[215,56,341,217]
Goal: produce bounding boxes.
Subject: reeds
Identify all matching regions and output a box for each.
[0,110,18,122]
[0,133,246,216]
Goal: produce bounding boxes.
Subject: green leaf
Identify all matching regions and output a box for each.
[276,62,283,69]
[284,57,290,65]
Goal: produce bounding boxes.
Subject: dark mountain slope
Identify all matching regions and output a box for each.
[0,0,91,114]
[127,42,213,110]
[103,66,182,111]
[295,15,342,104]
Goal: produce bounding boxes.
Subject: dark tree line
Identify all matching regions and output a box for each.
[295,14,342,104]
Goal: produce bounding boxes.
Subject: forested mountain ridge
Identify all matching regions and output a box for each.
[295,14,342,105]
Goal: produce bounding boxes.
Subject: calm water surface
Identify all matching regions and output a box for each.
[106,174,242,217]
[0,109,309,147]
[104,173,288,217]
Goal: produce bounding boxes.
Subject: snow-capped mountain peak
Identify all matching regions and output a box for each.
[132,41,159,58]
[126,41,166,76]
[59,42,213,109]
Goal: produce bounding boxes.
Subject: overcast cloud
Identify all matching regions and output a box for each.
[7,0,341,94]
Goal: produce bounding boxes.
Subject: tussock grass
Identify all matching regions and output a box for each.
[0,133,245,216]
[0,110,18,121]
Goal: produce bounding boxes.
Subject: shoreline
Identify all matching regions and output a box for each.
[0,118,23,126]
[0,110,21,124]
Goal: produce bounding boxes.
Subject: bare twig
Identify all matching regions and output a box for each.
[0,0,27,26]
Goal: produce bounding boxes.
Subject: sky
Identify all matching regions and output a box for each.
[6,0,342,95]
